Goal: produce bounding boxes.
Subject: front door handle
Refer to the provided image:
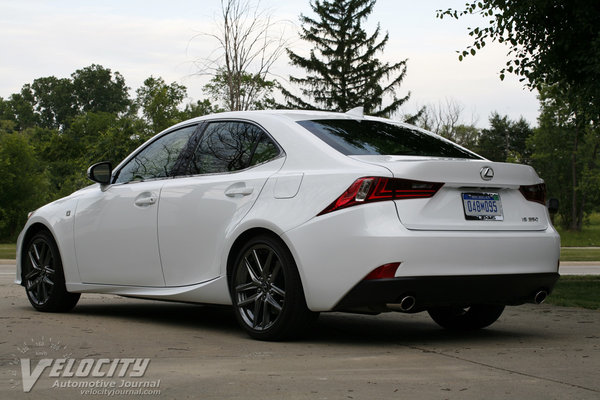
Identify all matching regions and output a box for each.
[225,183,254,197]
[134,193,157,206]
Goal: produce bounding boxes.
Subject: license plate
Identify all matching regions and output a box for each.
[462,193,503,221]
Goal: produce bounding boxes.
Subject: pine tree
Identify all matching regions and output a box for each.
[283,0,410,116]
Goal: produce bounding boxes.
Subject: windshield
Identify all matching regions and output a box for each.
[297,119,482,159]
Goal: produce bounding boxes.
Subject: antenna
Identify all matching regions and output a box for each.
[345,106,364,117]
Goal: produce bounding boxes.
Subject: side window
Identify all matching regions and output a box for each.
[115,125,198,183]
[251,134,280,167]
[186,121,280,175]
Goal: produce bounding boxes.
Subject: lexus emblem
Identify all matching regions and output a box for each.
[480,167,494,181]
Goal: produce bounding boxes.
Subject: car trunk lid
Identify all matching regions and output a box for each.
[350,156,549,231]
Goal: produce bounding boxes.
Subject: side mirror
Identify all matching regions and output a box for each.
[547,198,559,214]
[87,162,113,185]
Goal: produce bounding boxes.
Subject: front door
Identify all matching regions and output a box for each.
[74,124,199,286]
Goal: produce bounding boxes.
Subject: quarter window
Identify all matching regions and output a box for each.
[115,125,198,183]
[185,121,280,175]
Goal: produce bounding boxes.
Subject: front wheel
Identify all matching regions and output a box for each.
[23,231,80,312]
[427,304,505,330]
[231,235,317,341]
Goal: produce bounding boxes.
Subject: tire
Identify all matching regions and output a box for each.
[427,304,505,330]
[230,235,317,341]
[23,231,80,312]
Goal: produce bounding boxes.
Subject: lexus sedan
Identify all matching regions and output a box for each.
[16,109,560,340]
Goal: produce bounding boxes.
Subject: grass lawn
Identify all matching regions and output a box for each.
[555,213,600,247]
[0,243,16,259]
[546,276,600,310]
[560,248,600,262]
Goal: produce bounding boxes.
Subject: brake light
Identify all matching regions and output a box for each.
[318,177,443,215]
[519,183,546,205]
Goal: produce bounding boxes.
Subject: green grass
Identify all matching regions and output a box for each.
[555,213,600,247]
[545,276,600,310]
[560,248,600,261]
[0,243,16,259]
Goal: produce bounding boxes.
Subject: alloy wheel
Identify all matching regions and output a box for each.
[234,244,286,331]
[25,238,56,306]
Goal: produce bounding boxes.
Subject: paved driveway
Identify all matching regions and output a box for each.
[1,262,599,399]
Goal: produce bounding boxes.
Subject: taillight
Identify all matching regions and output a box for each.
[519,183,546,205]
[318,177,443,215]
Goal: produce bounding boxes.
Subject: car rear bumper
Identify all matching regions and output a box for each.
[283,202,561,312]
[333,272,560,312]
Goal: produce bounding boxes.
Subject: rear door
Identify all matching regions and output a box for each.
[157,120,284,286]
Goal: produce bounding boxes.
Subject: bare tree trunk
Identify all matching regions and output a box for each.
[194,0,289,111]
[570,123,578,231]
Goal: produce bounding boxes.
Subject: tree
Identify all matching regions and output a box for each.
[528,85,600,231]
[418,99,470,138]
[183,99,223,119]
[28,77,77,130]
[453,124,480,151]
[478,112,532,163]
[416,98,481,150]
[203,69,277,111]
[2,65,132,132]
[3,91,38,130]
[0,124,50,239]
[283,0,410,116]
[437,1,600,118]
[71,64,131,114]
[136,76,187,132]
[0,97,8,120]
[195,0,288,111]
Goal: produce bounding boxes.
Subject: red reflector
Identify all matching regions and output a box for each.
[318,177,443,215]
[363,262,401,280]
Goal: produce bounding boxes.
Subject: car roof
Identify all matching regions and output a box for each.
[174,109,374,126]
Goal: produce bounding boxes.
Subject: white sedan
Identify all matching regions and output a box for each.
[16,109,560,340]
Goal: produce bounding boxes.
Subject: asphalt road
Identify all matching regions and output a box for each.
[1,263,599,399]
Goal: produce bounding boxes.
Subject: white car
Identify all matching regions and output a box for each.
[16,109,560,340]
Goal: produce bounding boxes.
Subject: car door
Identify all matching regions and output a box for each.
[158,120,284,286]
[74,124,200,286]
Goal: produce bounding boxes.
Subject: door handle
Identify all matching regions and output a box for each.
[134,194,157,206]
[225,184,254,197]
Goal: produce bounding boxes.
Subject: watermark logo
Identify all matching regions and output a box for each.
[11,337,161,396]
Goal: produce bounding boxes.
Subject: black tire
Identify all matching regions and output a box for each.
[23,231,80,312]
[427,304,505,330]
[230,234,317,341]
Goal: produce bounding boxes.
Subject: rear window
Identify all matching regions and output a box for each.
[298,119,482,159]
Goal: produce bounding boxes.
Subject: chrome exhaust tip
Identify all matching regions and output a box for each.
[386,295,417,313]
[534,290,548,304]
[398,295,416,312]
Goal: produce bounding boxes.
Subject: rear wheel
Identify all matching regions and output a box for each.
[23,231,80,312]
[427,304,505,330]
[231,235,317,340]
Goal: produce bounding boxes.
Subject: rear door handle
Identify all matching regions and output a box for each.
[225,184,254,197]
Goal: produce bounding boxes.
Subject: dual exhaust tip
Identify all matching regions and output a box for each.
[387,290,548,312]
[534,290,548,304]
[387,295,416,313]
